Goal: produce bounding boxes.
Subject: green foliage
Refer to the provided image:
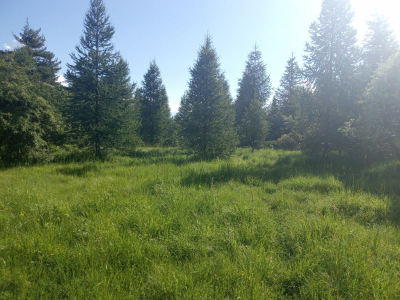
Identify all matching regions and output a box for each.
[0,50,62,163]
[1,148,400,298]
[66,0,135,158]
[267,97,284,141]
[270,54,303,144]
[235,46,271,147]
[357,52,400,161]
[362,15,399,81]
[177,35,237,159]
[238,97,268,151]
[139,60,171,145]
[14,20,61,85]
[303,0,359,158]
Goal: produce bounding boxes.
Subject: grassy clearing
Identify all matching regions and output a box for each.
[1,148,400,299]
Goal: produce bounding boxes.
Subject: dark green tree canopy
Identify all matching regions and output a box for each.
[235,46,270,148]
[362,14,398,78]
[66,0,134,158]
[303,0,359,157]
[177,35,237,159]
[235,46,271,124]
[357,51,400,161]
[0,49,61,163]
[14,20,61,84]
[139,60,171,145]
[276,54,302,116]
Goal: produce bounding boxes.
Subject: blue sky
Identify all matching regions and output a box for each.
[1,0,399,113]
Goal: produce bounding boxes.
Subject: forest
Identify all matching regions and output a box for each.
[1,0,399,163]
[1,0,400,298]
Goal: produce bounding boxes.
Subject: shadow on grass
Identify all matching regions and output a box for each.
[56,164,100,177]
[125,148,201,166]
[181,151,400,225]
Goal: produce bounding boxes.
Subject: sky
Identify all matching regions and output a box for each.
[1,0,400,114]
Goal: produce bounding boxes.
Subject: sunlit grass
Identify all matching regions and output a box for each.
[1,148,399,299]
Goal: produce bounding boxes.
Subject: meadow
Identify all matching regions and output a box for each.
[1,148,400,299]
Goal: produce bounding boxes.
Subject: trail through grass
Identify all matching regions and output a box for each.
[1,148,400,299]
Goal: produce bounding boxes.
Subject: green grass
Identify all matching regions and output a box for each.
[1,148,400,299]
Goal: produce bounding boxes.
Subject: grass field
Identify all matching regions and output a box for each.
[1,148,400,299]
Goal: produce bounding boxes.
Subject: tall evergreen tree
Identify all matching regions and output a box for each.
[276,53,302,118]
[361,15,398,85]
[14,20,61,84]
[235,46,271,146]
[177,35,237,159]
[0,49,61,163]
[139,60,171,145]
[363,15,398,75]
[66,0,134,158]
[267,97,284,141]
[357,52,400,161]
[303,0,359,157]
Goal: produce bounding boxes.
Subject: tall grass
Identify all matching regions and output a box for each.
[1,148,399,299]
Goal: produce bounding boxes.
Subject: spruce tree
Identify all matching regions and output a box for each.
[66,0,134,158]
[0,49,60,162]
[139,60,171,145]
[267,97,284,141]
[362,15,398,82]
[357,52,400,161]
[276,54,302,118]
[235,46,271,146]
[303,0,359,157]
[14,20,61,84]
[177,35,237,159]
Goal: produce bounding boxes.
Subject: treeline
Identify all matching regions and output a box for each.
[1,0,399,164]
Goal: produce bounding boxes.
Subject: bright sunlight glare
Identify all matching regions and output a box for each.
[351,0,400,39]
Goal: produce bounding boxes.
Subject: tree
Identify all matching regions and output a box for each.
[362,15,398,79]
[0,49,61,163]
[238,97,268,151]
[356,52,400,161]
[177,35,237,159]
[270,53,303,142]
[267,97,284,141]
[276,54,302,119]
[235,46,271,146]
[14,20,61,84]
[303,0,359,158]
[66,0,134,158]
[139,60,171,145]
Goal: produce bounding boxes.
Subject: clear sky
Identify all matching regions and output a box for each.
[1,0,400,113]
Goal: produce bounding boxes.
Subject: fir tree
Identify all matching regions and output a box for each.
[0,49,60,162]
[303,0,359,157]
[139,60,171,145]
[276,53,302,118]
[357,52,400,161]
[66,0,134,158]
[267,97,284,141]
[238,97,268,151]
[235,46,271,146]
[177,35,237,159]
[361,15,398,83]
[14,20,61,84]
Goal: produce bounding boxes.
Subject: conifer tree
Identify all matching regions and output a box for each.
[276,54,302,118]
[14,20,61,84]
[267,97,284,141]
[139,60,171,145]
[357,52,400,161]
[303,0,359,157]
[66,0,134,158]
[362,15,398,82]
[177,35,237,159]
[235,46,271,146]
[0,49,60,162]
